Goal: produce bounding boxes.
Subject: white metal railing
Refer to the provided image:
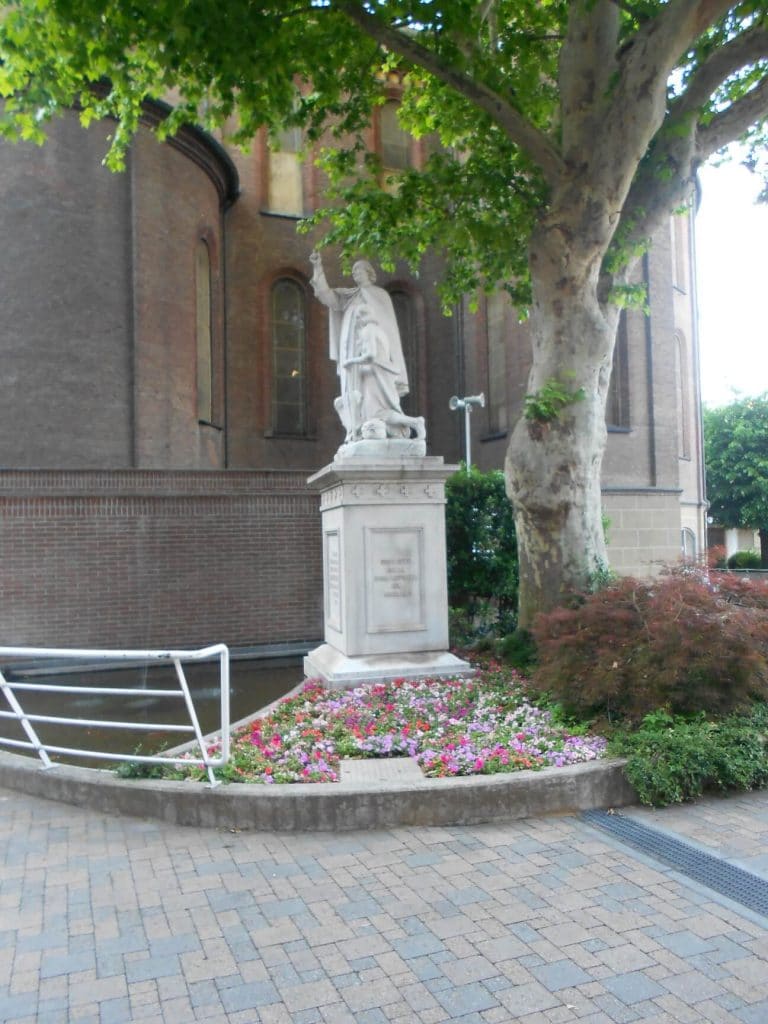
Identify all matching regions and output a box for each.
[0,644,230,787]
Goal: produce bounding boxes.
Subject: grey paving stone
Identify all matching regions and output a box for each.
[356,1009,389,1024]
[655,930,717,957]
[291,1009,324,1024]
[448,886,491,907]
[530,959,592,992]
[409,956,444,982]
[218,980,281,1012]
[510,923,541,944]
[0,992,39,1020]
[497,980,560,1016]
[393,933,445,959]
[736,999,768,1023]
[660,969,725,1003]
[124,955,181,984]
[602,971,666,1005]
[98,995,133,1023]
[434,981,499,1015]
[40,951,97,979]
[591,992,644,1022]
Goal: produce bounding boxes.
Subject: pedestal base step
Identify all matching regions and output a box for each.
[303,644,474,688]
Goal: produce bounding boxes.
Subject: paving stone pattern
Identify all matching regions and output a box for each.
[1,786,768,1023]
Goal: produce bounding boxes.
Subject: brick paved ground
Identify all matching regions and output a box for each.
[1,786,767,1023]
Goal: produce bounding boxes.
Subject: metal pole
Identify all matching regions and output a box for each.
[465,404,472,469]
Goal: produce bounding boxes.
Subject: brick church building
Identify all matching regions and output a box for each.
[0,100,706,650]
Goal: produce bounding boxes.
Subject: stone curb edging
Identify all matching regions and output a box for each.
[0,749,637,832]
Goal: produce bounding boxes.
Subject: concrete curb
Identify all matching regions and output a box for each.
[0,749,637,832]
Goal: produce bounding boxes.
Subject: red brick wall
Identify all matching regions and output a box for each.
[0,470,322,649]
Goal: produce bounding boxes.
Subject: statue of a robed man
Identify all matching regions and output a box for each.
[309,252,426,447]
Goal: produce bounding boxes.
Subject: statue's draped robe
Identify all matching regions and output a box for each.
[311,272,409,439]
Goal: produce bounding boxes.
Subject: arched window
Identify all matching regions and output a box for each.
[486,291,508,434]
[389,289,419,416]
[271,278,307,435]
[675,331,690,458]
[267,126,303,216]
[195,238,213,423]
[607,311,630,429]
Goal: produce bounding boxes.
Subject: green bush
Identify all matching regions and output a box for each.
[612,707,768,806]
[445,465,518,641]
[727,549,762,569]
[531,569,768,723]
[498,628,538,675]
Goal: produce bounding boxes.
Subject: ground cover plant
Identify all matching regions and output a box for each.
[163,664,607,785]
[610,706,768,807]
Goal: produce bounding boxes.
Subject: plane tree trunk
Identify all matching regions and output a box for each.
[505,210,622,630]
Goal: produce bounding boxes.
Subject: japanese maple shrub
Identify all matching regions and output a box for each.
[531,570,768,724]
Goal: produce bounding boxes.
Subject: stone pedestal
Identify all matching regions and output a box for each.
[304,452,472,687]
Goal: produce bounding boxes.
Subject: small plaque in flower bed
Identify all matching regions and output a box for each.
[159,664,607,785]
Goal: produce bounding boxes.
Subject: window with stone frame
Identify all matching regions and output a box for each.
[606,311,630,430]
[271,278,307,435]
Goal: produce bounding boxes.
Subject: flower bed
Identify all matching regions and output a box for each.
[166,664,607,785]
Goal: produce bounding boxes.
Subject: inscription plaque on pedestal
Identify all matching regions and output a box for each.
[365,526,425,633]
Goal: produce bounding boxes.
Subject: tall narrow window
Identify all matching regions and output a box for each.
[389,290,419,416]
[271,278,307,435]
[607,311,630,429]
[195,238,213,423]
[267,126,303,216]
[487,291,508,433]
[675,331,690,458]
[380,101,411,171]
[672,213,688,292]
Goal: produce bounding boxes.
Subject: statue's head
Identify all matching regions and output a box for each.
[352,260,376,285]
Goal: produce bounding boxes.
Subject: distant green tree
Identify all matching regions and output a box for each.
[704,395,768,569]
[445,466,518,628]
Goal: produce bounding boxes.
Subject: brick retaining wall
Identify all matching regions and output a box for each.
[0,470,323,649]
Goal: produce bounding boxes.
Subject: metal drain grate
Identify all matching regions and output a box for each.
[582,809,768,919]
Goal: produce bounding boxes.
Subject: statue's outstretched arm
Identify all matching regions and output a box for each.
[309,252,340,310]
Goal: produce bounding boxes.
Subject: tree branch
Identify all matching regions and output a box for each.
[698,73,768,158]
[627,0,736,74]
[336,1,565,187]
[579,0,733,208]
[559,1,623,162]
[675,23,768,117]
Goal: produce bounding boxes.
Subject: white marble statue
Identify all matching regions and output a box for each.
[309,252,426,447]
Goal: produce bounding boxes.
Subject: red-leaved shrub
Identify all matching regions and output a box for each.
[531,571,768,723]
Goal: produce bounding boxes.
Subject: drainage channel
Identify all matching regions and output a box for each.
[582,809,768,920]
